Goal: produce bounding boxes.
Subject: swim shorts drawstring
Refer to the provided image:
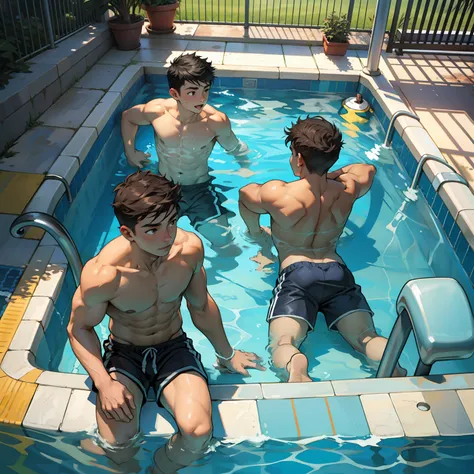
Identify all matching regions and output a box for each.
[142,347,158,375]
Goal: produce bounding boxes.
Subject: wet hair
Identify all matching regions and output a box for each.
[284,116,344,176]
[112,171,182,232]
[167,53,216,92]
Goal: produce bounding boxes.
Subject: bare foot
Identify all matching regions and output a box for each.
[287,354,312,383]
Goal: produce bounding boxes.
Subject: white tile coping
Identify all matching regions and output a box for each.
[3,62,474,437]
[361,393,405,437]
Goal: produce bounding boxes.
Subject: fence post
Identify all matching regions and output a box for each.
[363,0,391,76]
[42,0,55,49]
[347,0,356,28]
[244,0,250,30]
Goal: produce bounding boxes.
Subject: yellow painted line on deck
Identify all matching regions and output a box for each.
[290,399,301,438]
[20,368,43,383]
[0,295,31,363]
[324,398,337,435]
[0,377,38,425]
[24,227,45,240]
[0,236,49,426]
[0,171,44,214]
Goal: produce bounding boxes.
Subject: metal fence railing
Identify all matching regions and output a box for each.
[176,0,379,30]
[387,0,474,52]
[0,0,99,61]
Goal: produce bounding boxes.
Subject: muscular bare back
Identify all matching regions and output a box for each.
[74,229,202,346]
[268,178,354,269]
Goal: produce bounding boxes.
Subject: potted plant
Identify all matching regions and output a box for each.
[322,12,350,56]
[99,1,144,51]
[142,0,179,34]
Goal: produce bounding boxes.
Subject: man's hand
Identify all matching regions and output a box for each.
[98,379,136,423]
[217,350,266,376]
[126,150,151,169]
[246,225,272,242]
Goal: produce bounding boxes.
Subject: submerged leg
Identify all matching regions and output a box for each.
[336,311,407,377]
[197,215,236,249]
[152,372,213,473]
[83,372,143,470]
[269,317,312,383]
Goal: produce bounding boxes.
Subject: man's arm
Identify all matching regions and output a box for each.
[67,263,136,422]
[327,164,377,198]
[239,180,302,236]
[184,238,264,376]
[121,100,162,168]
[212,112,250,164]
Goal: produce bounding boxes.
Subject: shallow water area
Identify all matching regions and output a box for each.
[1,422,474,473]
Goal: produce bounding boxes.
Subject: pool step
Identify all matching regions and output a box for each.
[377,277,474,378]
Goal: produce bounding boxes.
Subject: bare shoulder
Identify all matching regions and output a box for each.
[206,107,230,131]
[260,180,290,203]
[79,258,121,304]
[173,229,204,267]
[328,177,359,218]
[330,175,360,203]
[143,98,167,116]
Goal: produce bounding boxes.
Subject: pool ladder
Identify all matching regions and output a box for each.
[377,278,474,378]
[383,110,421,148]
[10,212,83,287]
[408,154,468,192]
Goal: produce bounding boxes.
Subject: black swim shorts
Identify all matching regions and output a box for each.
[93,332,208,407]
[179,177,235,228]
[266,261,373,332]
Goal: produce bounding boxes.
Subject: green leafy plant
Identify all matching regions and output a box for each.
[141,0,177,5]
[98,0,143,23]
[26,115,43,130]
[322,12,350,44]
[0,139,18,159]
[0,39,31,89]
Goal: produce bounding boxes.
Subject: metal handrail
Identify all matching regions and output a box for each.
[10,212,83,287]
[383,110,421,147]
[409,154,468,192]
[44,174,72,203]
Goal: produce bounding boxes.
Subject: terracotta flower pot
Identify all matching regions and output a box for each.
[109,16,144,51]
[323,34,349,56]
[143,2,179,34]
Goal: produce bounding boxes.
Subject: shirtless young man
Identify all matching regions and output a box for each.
[67,171,263,472]
[238,116,405,382]
[121,53,249,248]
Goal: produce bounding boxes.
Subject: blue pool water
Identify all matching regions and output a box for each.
[1,422,473,473]
[0,265,23,317]
[43,82,474,384]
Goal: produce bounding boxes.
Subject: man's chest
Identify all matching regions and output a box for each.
[113,266,193,310]
[152,116,216,148]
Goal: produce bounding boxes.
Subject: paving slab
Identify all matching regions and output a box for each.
[98,49,136,66]
[40,88,104,129]
[282,45,317,69]
[0,127,75,174]
[0,215,39,267]
[23,385,71,430]
[75,64,124,90]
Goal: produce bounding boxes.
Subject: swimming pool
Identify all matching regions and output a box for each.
[40,80,474,384]
[1,421,473,473]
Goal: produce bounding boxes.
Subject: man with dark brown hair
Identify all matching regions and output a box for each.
[68,171,263,472]
[239,116,405,382]
[121,53,249,248]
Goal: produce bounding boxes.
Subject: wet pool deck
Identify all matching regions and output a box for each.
[0,22,474,439]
